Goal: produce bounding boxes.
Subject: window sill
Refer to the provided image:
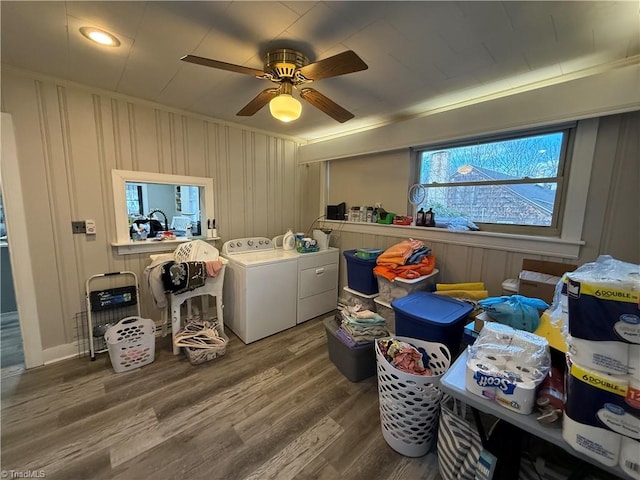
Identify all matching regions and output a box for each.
[111,236,220,256]
[321,220,584,258]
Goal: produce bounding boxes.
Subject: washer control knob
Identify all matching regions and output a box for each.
[265,239,270,244]
[236,241,242,247]
[247,240,254,246]
[259,240,264,245]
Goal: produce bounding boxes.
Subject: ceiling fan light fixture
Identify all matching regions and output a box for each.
[269,94,302,122]
[79,26,121,47]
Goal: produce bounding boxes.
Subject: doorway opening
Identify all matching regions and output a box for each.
[0,191,25,374]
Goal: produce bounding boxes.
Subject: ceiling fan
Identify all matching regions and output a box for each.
[180,48,368,123]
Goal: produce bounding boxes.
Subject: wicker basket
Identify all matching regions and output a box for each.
[174,240,220,262]
[375,336,451,457]
[174,319,228,365]
[184,330,229,365]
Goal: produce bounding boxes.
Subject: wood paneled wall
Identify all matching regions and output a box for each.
[1,68,302,354]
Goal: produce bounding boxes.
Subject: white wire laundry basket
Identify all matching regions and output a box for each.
[375,336,451,457]
[174,240,220,262]
[105,316,156,373]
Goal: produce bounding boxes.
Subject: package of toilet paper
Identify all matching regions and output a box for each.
[568,337,630,375]
[565,361,640,441]
[620,437,640,479]
[466,322,550,414]
[566,255,640,345]
[562,413,622,467]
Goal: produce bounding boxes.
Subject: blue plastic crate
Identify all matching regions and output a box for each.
[343,249,379,294]
[392,292,473,355]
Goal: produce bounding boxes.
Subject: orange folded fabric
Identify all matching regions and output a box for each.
[376,239,425,268]
[374,255,436,281]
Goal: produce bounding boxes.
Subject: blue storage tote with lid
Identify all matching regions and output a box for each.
[391,292,473,355]
[343,249,380,294]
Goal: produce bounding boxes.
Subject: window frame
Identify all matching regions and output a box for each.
[111,169,215,251]
[412,122,576,236]
[125,183,148,216]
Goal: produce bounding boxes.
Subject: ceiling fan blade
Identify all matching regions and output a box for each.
[299,88,354,123]
[298,50,368,80]
[181,54,265,77]
[237,88,279,116]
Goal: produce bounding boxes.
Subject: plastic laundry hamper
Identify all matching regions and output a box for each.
[174,240,220,262]
[375,336,451,457]
[104,316,156,373]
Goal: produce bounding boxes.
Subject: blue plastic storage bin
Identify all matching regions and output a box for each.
[391,292,473,355]
[343,249,380,294]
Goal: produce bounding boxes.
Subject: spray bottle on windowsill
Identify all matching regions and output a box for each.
[425,208,436,227]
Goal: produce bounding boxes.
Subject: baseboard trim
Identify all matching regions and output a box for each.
[42,342,81,365]
[41,328,170,365]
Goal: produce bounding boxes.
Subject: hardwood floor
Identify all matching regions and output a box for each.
[0,315,442,480]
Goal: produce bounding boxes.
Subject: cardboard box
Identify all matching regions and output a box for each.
[518,259,577,305]
[474,311,494,332]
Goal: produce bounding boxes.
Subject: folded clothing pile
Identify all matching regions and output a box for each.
[377,338,432,376]
[336,306,389,347]
[373,238,436,281]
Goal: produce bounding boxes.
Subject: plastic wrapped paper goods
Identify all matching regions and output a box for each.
[565,255,640,376]
[465,322,550,415]
[566,255,640,345]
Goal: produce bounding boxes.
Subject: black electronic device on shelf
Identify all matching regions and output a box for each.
[327,202,346,220]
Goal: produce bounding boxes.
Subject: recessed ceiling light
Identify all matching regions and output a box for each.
[79,26,120,47]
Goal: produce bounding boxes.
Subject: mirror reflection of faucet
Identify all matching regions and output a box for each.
[147,209,168,232]
[130,209,172,241]
[147,209,179,240]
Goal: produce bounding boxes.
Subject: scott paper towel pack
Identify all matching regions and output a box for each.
[466,322,550,415]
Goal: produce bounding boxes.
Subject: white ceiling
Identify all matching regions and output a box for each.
[1,1,638,142]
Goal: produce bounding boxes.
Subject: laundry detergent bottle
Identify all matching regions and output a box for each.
[283,229,295,250]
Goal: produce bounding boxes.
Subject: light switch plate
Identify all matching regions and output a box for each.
[85,219,96,235]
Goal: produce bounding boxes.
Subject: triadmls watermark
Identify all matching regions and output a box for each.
[1,471,46,479]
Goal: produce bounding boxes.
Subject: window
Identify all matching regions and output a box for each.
[126,183,145,216]
[111,169,215,247]
[415,125,574,234]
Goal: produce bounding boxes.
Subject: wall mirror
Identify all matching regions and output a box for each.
[111,169,214,245]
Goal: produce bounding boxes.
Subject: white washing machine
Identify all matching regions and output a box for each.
[222,237,298,344]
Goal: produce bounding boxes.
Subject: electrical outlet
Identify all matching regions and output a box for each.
[72,220,86,234]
